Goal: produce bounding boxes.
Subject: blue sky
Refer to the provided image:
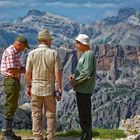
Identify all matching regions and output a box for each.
[0,0,140,24]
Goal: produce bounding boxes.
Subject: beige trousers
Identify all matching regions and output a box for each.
[31,94,56,140]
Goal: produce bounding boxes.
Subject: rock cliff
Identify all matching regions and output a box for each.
[0,8,139,131]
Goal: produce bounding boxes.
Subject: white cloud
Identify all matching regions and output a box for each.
[0,0,139,10]
[0,1,25,8]
[44,2,116,9]
[84,3,116,8]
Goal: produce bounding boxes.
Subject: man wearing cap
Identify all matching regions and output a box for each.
[69,34,96,140]
[25,29,62,140]
[0,36,29,140]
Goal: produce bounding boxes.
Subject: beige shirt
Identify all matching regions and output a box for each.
[26,44,62,96]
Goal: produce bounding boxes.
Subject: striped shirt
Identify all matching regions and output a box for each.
[0,45,21,78]
[26,44,62,96]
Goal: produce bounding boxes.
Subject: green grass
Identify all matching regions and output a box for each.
[55,128,126,139]
[92,128,126,139]
[14,130,33,137]
[0,128,126,139]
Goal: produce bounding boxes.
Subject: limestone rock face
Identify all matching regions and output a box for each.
[95,45,140,70]
[119,115,140,135]
[0,44,140,130]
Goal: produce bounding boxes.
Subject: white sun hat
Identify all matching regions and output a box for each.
[75,34,90,46]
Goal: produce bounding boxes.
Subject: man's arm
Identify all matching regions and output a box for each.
[55,70,62,93]
[6,67,25,76]
[25,70,32,97]
[25,52,33,97]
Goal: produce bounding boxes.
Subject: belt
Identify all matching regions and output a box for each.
[5,76,20,81]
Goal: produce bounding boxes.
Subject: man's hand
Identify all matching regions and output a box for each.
[20,66,25,73]
[26,87,31,97]
[69,74,76,86]
[55,88,62,101]
[69,74,74,80]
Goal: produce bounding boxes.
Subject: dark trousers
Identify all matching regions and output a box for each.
[76,92,92,140]
[3,77,21,130]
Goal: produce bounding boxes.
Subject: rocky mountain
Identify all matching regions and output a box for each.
[0,8,140,131]
[79,8,140,46]
[0,29,17,47]
[0,9,80,48]
[0,8,140,47]
[56,45,140,130]
[103,8,137,25]
[0,44,139,130]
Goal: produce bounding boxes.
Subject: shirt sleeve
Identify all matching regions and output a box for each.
[73,53,95,85]
[54,51,62,71]
[26,53,33,72]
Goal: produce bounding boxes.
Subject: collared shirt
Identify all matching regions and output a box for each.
[26,44,62,96]
[0,45,21,78]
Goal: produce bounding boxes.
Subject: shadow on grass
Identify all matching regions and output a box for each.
[93,130,100,137]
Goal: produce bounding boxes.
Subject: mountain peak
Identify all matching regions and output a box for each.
[118,7,136,19]
[27,9,45,16]
[103,7,137,25]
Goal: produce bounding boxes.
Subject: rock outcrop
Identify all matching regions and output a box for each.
[119,115,140,135]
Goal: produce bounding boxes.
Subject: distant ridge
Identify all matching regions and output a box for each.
[0,7,140,47]
[103,7,137,25]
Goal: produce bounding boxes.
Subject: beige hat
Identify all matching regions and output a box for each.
[37,30,52,40]
[75,34,90,46]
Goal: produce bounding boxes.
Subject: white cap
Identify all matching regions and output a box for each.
[75,34,90,46]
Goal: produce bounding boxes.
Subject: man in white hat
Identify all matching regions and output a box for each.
[25,29,62,140]
[69,34,96,140]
